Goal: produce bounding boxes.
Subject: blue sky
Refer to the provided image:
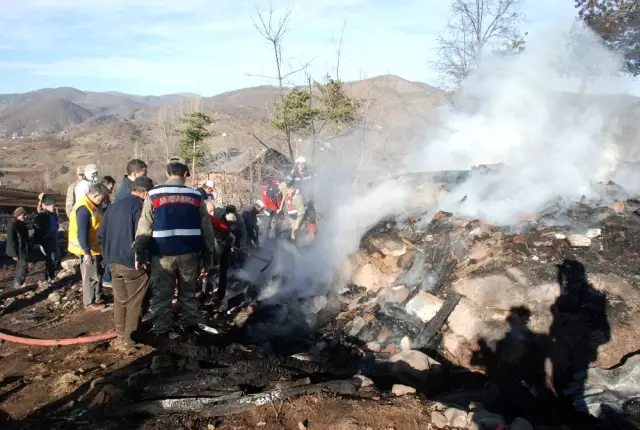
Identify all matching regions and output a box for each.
[0,0,581,96]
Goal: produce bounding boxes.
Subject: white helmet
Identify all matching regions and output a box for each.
[295,156,306,164]
[255,199,265,209]
[84,164,99,180]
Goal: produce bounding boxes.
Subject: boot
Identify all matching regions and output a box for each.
[308,223,317,237]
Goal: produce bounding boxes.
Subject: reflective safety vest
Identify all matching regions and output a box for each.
[286,189,301,220]
[149,184,203,256]
[68,195,103,256]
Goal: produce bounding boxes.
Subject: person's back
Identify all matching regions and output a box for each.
[134,156,215,339]
[99,175,153,350]
[99,194,144,267]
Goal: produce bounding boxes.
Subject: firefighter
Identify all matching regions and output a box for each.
[133,156,216,341]
[278,182,306,240]
[286,156,317,237]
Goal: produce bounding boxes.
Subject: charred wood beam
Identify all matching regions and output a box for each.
[119,379,359,417]
[413,292,461,350]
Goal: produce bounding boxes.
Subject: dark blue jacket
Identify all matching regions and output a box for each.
[97,195,144,268]
[149,184,203,256]
[115,176,133,202]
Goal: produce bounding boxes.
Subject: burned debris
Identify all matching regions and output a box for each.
[4,171,640,430]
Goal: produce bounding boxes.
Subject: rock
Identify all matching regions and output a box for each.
[89,383,125,408]
[348,317,367,337]
[566,234,591,247]
[391,384,416,396]
[469,410,505,429]
[400,336,412,351]
[53,372,82,396]
[47,291,62,305]
[585,228,601,238]
[430,410,448,429]
[444,407,469,428]
[390,350,442,387]
[351,263,383,292]
[405,291,443,323]
[380,240,407,257]
[150,355,174,374]
[509,417,533,430]
[366,342,381,352]
[379,285,410,304]
[608,200,624,213]
[587,274,640,368]
[61,258,79,272]
[354,374,374,388]
[432,210,451,221]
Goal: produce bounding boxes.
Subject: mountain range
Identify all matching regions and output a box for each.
[0,75,447,191]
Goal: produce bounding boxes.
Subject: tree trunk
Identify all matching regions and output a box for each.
[192,139,197,186]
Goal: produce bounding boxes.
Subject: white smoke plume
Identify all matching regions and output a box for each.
[408,23,639,225]
[253,178,410,302]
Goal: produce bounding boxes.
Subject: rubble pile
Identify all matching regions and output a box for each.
[327,177,640,427]
[14,173,640,430]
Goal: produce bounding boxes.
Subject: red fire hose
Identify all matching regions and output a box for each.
[0,330,116,346]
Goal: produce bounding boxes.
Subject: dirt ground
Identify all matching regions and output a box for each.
[0,262,437,430]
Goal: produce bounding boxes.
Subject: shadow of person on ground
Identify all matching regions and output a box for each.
[469,258,612,428]
[471,306,556,424]
[548,259,610,415]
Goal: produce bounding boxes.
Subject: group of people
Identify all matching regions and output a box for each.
[4,154,317,351]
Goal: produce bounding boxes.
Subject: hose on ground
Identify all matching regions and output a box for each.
[0,329,116,346]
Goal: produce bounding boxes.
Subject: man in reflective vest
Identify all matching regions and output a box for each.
[68,182,111,311]
[134,156,216,340]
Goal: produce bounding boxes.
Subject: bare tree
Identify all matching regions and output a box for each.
[433,0,526,88]
[251,6,310,161]
[154,105,177,160]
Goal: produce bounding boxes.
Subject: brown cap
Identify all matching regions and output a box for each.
[167,156,190,177]
[13,207,27,217]
[76,166,84,175]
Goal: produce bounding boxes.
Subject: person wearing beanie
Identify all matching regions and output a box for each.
[66,166,85,215]
[98,175,154,351]
[5,208,30,289]
[33,196,60,286]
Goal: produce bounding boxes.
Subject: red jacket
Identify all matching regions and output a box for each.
[260,179,282,214]
[210,215,228,232]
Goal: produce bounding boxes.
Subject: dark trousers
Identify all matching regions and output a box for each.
[103,259,112,285]
[13,247,45,287]
[14,258,29,287]
[110,264,149,346]
[42,239,57,282]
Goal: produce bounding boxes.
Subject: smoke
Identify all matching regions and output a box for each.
[408,23,639,225]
